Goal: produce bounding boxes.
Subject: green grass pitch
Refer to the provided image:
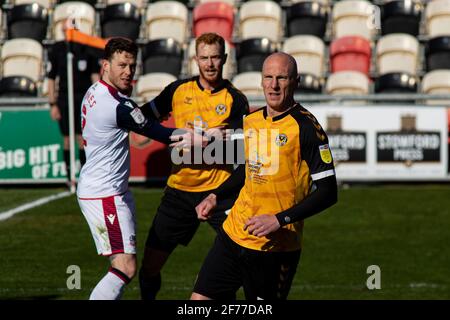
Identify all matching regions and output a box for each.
[0,185,449,300]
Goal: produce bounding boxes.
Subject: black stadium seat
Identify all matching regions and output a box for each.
[297,73,322,94]
[375,72,417,93]
[0,76,37,97]
[381,0,422,36]
[58,0,97,5]
[426,36,450,71]
[7,4,48,42]
[286,1,328,38]
[101,3,141,40]
[142,38,183,76]
[237,38,277,73]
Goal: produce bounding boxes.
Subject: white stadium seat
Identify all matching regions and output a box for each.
[326,71,369,95]
[136,72,177,101]
[282,35,325,78]
[239,0,282,41]
[53,1,96,41]
[425,0,450,37]
[232,72,263,97]
[422,70,450,105]
[1,38,43,82]
[145,1,189,44]
[332,0,376,40]
[376,33,419,75]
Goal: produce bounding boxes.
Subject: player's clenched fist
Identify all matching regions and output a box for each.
[196,193,217,221]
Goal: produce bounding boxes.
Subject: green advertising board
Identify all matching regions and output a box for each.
[0,107,79,183]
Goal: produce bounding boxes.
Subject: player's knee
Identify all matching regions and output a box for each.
[111,255,137,279]
[190,292,211,300]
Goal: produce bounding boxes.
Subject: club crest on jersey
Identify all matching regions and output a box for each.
[215,104,227,115]
[78,60,87,71]
[319,144,332,164]
[275,133,288,146]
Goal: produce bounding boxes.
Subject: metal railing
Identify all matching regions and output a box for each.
[1,93,450,108]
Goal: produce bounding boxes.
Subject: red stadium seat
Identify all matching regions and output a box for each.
[193,1,234,42]
[330,36,371,75]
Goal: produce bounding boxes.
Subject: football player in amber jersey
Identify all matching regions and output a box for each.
[139,33,249,300]
[191,53,338,300]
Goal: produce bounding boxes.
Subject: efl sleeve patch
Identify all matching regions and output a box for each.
[319,144,332,164]
[130,108,146,125]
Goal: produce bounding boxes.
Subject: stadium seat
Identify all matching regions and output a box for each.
[232,72,263,97]
[425,36,450,71]
[375,72,417,93]
[330,36,371,75]
[285,1,329,38]
[425,0,450,37]
[0,76,37,97]
[142,38,183,77]
[381,0,422,36]
[145,1,188,44]
[282,35,325,78]
[12,0,53,8]
[239,0,282,41]
[187,39,234,79]
[196,0,236,4]
[58,0,97,6]
[101,2,141,40]
[105,0,145,9]
[53,1,96,41]
[193,2,234,42]
[236,38,277,74]
[1,38,43,82]
[332,0,376,40]
[326,71,369,95]
[376,33,419,75]
[422,70,450,105]
[136,73,177,101]
[297,73,322,94]
[7,3,48,42]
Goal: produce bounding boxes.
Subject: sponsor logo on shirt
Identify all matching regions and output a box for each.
[319,144,332,164]
[130,108,146,125]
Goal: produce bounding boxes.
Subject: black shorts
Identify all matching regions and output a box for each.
[145,186,236,252]
[193,228,301,300]
[57,95,84,136]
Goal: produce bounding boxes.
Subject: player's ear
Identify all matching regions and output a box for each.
[102,59,109,74]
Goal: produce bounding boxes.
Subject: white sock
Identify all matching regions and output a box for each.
[89,269,129,300]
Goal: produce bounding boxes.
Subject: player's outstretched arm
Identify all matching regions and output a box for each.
[116,100,208,147]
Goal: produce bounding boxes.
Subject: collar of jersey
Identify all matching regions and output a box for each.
[99,79,129,100]
[263,103,301,122]
[194,76,228,94]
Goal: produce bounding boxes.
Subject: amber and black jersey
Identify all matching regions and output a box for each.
[144,76,249,192]
[223,104,336,252]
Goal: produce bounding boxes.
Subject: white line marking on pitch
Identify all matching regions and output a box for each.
[0,191,72,222]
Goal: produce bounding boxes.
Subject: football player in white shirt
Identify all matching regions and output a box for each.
[77,38,207,300]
